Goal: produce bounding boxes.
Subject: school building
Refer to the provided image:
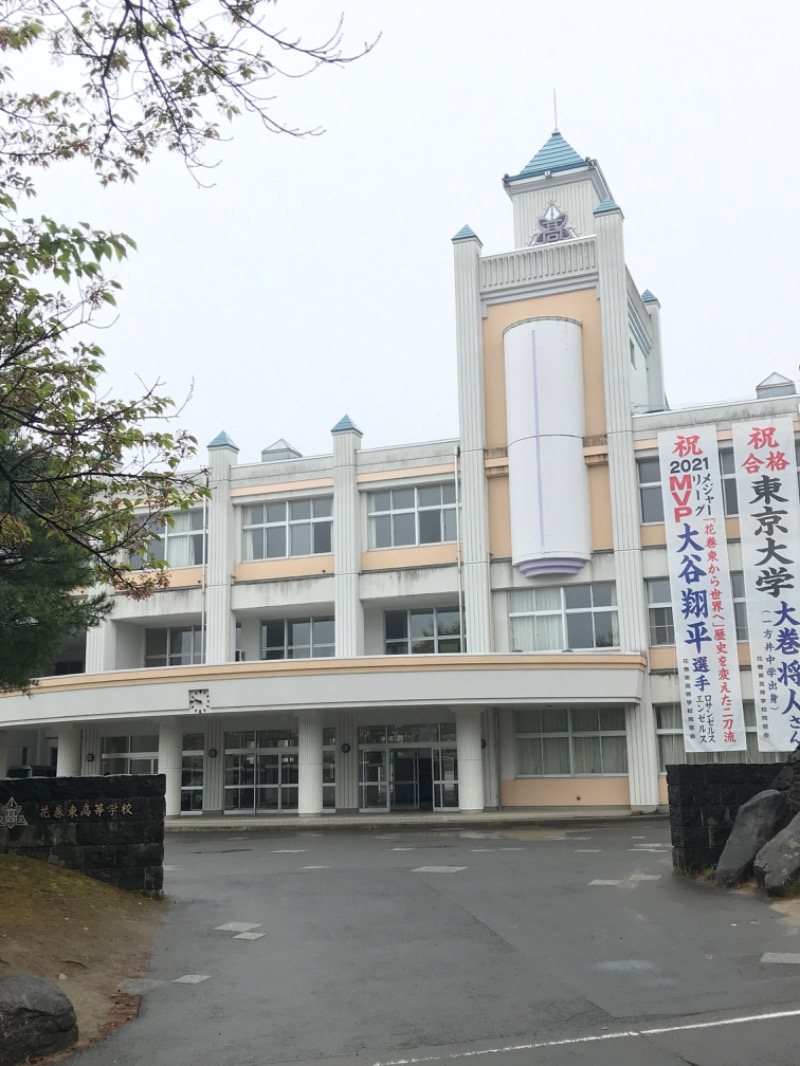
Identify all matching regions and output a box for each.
[1,129,797,817]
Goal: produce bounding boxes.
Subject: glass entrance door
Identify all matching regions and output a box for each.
[391,750,419,809]
[256,752,298,812]
[432,748,459,810]
[360,749,388,810]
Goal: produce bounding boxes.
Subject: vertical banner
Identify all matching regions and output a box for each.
[658,426,745,752]
[733,417,800,752]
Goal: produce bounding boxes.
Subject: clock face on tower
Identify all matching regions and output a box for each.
[188,688,210,714]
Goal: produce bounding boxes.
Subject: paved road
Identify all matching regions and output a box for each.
[66,819,800,1065]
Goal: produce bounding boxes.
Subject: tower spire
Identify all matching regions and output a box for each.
[553,89,559,133]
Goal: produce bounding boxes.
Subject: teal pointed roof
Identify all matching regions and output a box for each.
[593,196,621,215]
[641,290,659,305]
[332,414,362,435]
[452,224,480,242]
[508,131,586,181]
[207,430,238,450]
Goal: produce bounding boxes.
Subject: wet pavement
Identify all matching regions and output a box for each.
[65,819,800,1065]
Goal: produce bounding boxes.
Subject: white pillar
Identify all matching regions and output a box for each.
[453,228,493,653]
[626,689,660,812]
[56,726,81,777]
[0,731,8,777]
[81,725,100,776]
[482,708,500,810]
[332,417,364,658]
[203,720,224,814]
[297,711,323,816]
[159,718,183,818]
[455,708,485,812]
[205,433,238,664]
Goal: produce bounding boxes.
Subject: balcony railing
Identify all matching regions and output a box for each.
[479,237,597,294]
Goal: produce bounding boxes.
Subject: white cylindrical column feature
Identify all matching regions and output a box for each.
[0,731,8,778]
[504,317,591,577]
[297,711,323,816]
[81,726,100,776]
[56,726,81,777]
[455,708,485,812]
[159,719,183,818]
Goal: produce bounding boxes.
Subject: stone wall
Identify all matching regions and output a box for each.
[0,774,165,898]
[667,763,778,873]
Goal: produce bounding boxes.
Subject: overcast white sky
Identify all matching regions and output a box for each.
[34,0,800,464]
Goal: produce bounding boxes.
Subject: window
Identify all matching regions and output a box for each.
[637,457,663,524]
[514,707,627,776]
[242,497,332,561]
[655,703,791,769]
[384,607,463,654]
[132,509,206,568]
[646,578,674,646]
[509,584,619,652]
[101,735,159,775]
[144,626,204,667]
[646,572,747,647]
[368,483,457,549]
[181,733,204,813]
[719,450,739,516]
[260,617,335,659]
[224,728,335,812]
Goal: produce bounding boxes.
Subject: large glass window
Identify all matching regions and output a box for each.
[242,497,332,561]
[513,708,627,776]
[368,483,457,549]
[224,728,335,811]
[260,617,335,659]
[646,573,747,646]
[144,626,204,667]
[655,703,791,768]
[101,735,159,775]
[131,509,206,568]
[384,607,463,654]
[509,584,619,652]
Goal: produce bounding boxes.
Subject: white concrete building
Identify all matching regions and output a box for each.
[2,130,798,818]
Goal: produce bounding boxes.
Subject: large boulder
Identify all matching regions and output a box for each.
[0,973,78,1066]
[754,810,800,897]
[715,789,790,888]
[771,746,800,814]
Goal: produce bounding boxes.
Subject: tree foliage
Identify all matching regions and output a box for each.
[0,1,370,685]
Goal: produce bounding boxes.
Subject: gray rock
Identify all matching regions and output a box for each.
[0,972,78,1066]
[771,745,800,814]
[715,789,790,888]
[754,810,800,897]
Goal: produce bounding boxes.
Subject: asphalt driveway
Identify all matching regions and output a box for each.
[65,819,800,1065]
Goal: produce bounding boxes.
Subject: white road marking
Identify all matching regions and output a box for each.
[233,931,266,940]
[173,974,210,984]
[629,848,667,853]
[470,848,496,852]
[762,952,800,964]
[631,835,646,839]
[389,847,415,851]
[270,849,308,854]
[590,879,624,886]
[498,847,523,851]
[214,922,261,933]
[370,1007,800,1066]
[629,874,662,882]
[163,865,185,871]
[412,866,466,874]
[302,865,331,870]
[575,849,602,853]
[568,836,592,841]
